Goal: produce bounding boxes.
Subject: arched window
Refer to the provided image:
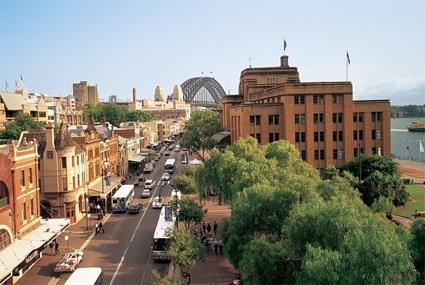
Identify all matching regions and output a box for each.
[0,182,9,208]
[0,229,11,250]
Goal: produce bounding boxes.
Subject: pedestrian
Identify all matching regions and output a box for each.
[55,242,60,255]
[95,223,99,235]
[100,209,104,220]
[96,204,101,213]
[99,222,105,234]
[213,221,218,235]
[207,223,211,233]
[213,239,218,255]
[218,239,224,255]
[202,223,206,233]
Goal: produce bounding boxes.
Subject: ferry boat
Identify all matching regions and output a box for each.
[407,120,425,132]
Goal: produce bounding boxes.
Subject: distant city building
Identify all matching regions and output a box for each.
[73,81,99,109]
[109,95,117,103]
[221,54,391,169]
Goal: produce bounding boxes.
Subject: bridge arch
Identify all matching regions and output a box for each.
[181,77,226,107]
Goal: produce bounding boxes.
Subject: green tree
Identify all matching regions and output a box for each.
[82,103,152,126]
[167,227,206,273]
[0,114,44,140]
[172,174,197,195]
[410,219,425,283]
[180,109,222,157]
[151,269,186,285]
[342,154,409,206]
[173,197,206,228]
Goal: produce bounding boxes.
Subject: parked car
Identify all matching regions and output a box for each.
[161,172,170,181]
[141,189,151,198]
[150,160,156,166]
[175,145,180,152]
[143,163,153,173]
[164,151,170,156]
[128,203,142,214]
[144,179,153,189]
[152,196,164,209]
[54,250,84,273]
[154,155,160,161]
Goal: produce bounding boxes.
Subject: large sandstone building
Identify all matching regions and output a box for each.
[73,81,99,109]
[221,54,390,169]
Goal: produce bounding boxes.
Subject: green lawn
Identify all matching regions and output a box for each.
[394,184,425,217]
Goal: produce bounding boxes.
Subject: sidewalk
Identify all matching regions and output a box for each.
[187,199,236,285]
[16,213,108,285]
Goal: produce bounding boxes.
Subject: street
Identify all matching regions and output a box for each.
[17,149,185,285]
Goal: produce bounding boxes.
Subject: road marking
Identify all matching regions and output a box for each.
[109,186,159,285]
[140,247,153,285]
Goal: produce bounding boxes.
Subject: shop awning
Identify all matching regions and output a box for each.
[128,154,145,163]
[0,218,70,283]
[88,175,123,199]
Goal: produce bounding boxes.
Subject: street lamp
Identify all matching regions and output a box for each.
[64,235,69,252]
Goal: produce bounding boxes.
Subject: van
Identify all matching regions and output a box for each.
[180,153,188,164]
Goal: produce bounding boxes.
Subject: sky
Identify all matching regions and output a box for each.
[0,0,424,105]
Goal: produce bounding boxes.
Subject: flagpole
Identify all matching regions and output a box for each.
[346,54,348,82]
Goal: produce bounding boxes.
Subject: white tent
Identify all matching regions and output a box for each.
[189,158,203,165]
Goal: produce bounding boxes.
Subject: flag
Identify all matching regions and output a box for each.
[420,141,424,153]
[20,74,23,81]
[5,80,8,89]
[346,50,351,65]
[284,40,287,51]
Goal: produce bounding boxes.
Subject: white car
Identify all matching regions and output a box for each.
[54,250,84,273]
[175,145,180,152]
[161,173,170,181]
[144,179,153,189]
[141,189,151,198]
[152,196,164,209]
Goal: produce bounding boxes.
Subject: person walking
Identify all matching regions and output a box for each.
[213,239,218,255]
[218,239,224,255]
[99,222,105,234]
[55,242,60,255]
[207,223,211,234]
[213,221,218,235]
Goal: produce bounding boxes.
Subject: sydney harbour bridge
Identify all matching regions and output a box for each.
[180,77,227,108]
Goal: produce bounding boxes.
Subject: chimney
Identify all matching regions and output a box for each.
[133,88,137,103]
[45,123,55,149]
[88,116,95,130]
[280,55,289,67]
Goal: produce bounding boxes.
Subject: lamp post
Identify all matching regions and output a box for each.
[64,235,69,252]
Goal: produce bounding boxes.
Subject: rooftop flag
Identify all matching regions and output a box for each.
[284,40,287,51]
[346,50,351,65]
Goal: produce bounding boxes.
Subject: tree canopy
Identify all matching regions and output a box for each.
[180,109,222,156]
[0,114,44,140]
[195,137,417,284]
[82,103,152,126]
[342,154,410,206]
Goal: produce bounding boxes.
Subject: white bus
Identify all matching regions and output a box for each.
[152,205,175,261]
[65,267,102,285]
[164,158,176,174]
[112,185,134,213]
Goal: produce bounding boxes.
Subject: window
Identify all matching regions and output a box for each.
[338,131,343,141]
[314,132,324,142]
[332,94,343,104]
[313,113,324,124]
[333,149,338,160]
[320,150,325,160]
[313,95,324,104]
[359,130,364,140]
[354,148,358,157]
[20,170,25,188]
[72,157,75,167]
[61,157,67,169]
[301,150,306,161]
[371,112,381,122]
[73,176,76,190]
[295,114,305,124]
[29,168,33,184]
[250,116,255,125]
[30,198,34,216]
[77,174,80,187]
[295,132,306,143]
[372,147,377,154]
[372,129,376,140]
[353,130,358,140]
[22,202,27,221]
[269,132,280,143]
[82,155,85,164]
[353,113,357,122]
[332,113,337,123]
[314,150,319,160]
[269,133,274,143]
[62,177,67,191]
[47,151,53,159]
[338,113,343,123]
[294,95,305,104]
[268,115,273,125]
[333,131,337,142]
[255,133,261,143]
[376,129,381,140]
[269,114,279,125]
[314,132,318,142]
[338,150,344,160]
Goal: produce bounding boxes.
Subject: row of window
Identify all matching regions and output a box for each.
[19,168,34,188]
[296,129,380,143]
[62,172,86,191]
[61,155,85,169]
[251,111,382,126]
[21,198,36,223]
[294,94,344,105]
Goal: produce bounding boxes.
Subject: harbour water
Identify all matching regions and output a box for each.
[391,117,425,162]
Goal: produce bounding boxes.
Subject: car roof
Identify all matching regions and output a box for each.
[146,179,153,183]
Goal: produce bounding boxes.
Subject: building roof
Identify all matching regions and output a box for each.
[0,92,25,111]
[211,131,231,143]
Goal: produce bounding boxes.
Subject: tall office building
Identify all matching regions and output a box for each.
[73,81,99,109]
[221,54,390,169]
